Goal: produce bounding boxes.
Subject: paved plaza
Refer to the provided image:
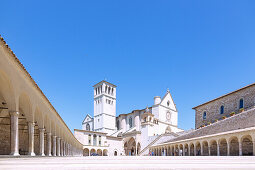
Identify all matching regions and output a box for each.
[0,156,255,169]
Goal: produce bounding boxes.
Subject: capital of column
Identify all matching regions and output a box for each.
[47,132,52,136]
[39,128,45,132]
[9,111,19,117]
[28,121,35,127]
[53,135,57,139]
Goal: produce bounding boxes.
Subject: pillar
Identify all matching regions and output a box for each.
[39,128,45,156]
[47,132,52,156]
[10,111,20,156]
[239,140,242,156]
[217,141,220,156]
[227,141,230,156]
[253,140,255,156]
[201,143,203,156]
[188,145,190,156]
[57,137,60,156]
[194,145,196,156]
[208,145,211,156]
[28,122,35,156]
[52,136,57,156]
[61,139,64,156]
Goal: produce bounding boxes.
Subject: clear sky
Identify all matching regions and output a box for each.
[1,0,255,132]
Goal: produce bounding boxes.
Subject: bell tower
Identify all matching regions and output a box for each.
[93,80,116,134]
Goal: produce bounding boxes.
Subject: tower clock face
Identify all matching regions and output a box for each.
[166,111,171,121]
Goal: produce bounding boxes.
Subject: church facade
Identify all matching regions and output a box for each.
[74,80,183,156]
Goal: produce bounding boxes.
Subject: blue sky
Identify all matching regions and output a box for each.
[1,0,255,131]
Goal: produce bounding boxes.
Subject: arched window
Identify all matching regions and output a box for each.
[116,120,120,130]
[203,111,207,120]
[220,105,224,114]
[239,99,244,109]
[114,151,117,156]
[105,86,107,93]
[129,117,133,128]
[86,124,90,131]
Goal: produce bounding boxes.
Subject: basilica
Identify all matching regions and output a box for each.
[74,80,183,156]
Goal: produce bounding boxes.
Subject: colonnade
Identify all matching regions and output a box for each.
[83,148,108,156]
[0,35,83,157]
[7,111,82,156]
[150,128,255,156]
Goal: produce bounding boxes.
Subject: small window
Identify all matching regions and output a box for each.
[220,105,224,114]
[167,101,170,106]
[203,111,207,120]
[239,99,244,109]
[86,124,90,131]
[129,117,133,128]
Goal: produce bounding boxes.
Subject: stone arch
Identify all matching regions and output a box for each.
[210,140,217,156]
[83,148,89,156]
[103,149,108,156]
[44,114,51,133]
[97,149,102,156]
[202,141,209,156]
[165,126,171,133]
[0,70,17,111]
[179,144,184,156]
[241,135,253,156]
[90,148,96,156]
[219,138,227,156]
[229,136,239,156]
[184,143,188,156]
[195,142,201,156]
[190,143,195,156]
[124,137,136,156]
[18,93,34,155]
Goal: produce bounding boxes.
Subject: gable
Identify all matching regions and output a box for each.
[82,114,93,124]
[160,91,177,111]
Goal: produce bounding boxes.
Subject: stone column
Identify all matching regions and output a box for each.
[10,111,20,156]
[39,128,45,156]
[201,143,203,156]
[227,141,230,156]
[208,146,211,156]
[47,132,52,156]
[63,141,65,156]
[57,137,60,156]
[61,139,64,156]
[188,145,190,156]
[178,145,180,156]
[52,136,57,156]
[239,140,242,156]
[173,146,176,156]
[253,140,255,156]
[194,145,196,156]
[28,122,35,156]
[217,143,220,156]
[60,139,62,156]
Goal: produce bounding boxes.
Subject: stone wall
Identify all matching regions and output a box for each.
[166,108,255,143]
[194,84,255,129]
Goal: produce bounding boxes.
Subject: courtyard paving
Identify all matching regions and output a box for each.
[0,156,255,169]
